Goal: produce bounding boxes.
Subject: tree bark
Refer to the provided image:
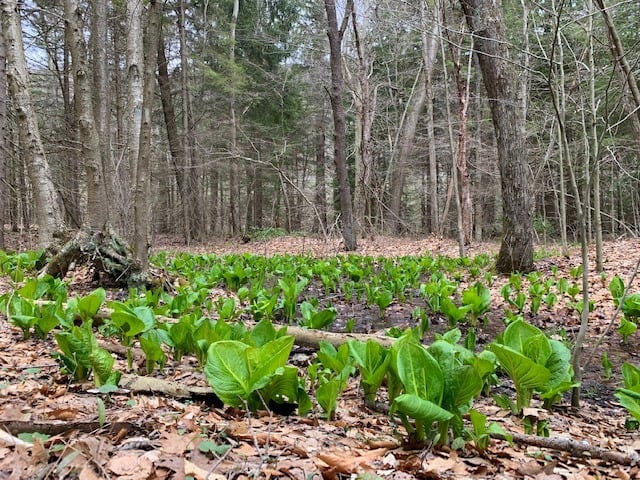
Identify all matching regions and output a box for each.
[1,0,66,248]
[459,0,534,273]
[157,33,191,244]
[0,18,6,249]
[90,0,111,224]
[133,0,161,272]
[65,0,108,231]
[125,0,143,223]
[324,0,357,251]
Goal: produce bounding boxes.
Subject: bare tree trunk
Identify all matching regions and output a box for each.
[324,0,356,251]
[90,0,111,224]
[133,0,161,271]
[348,7,375,237]
[459,0,534,273]
[313,126,328,233]
[424,1,439,233]
[229,0,241,236]
[444,17,473,245]
[65,0,108,230]
[587,1,603,270]
[1,0,66,248]
[157,33,190,244]
[125,0,143,236]
[387,67,426,234]
[177,0,203,240]
[0,19,5,249]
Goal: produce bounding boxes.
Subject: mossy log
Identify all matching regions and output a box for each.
[40,226,149,287]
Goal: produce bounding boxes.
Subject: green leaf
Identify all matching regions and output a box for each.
[393,336,443,403]
[609,276,625,306]
[91,347,117,387]
[205,340,252,406]
[77,288,106,321]
[622,363,640,389]
[391,394,453,423]
[488,343,550,411]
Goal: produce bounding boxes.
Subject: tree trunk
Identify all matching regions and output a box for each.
[90,0,111,225]
[65,0,108,231]
[133,0,161,272]
[313,127,328,234]
[388,68,427,235]
[324,0,356,251]
[459,0,534,273]
[124,0,144,238]
[1,0,66,248]
[0,19,6,249]
[157,33,191,244]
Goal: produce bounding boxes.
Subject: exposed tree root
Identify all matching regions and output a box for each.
[39,226,151,288]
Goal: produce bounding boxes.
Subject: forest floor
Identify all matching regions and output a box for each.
[0,232,639,479]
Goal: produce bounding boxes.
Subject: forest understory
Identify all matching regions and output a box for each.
[0,232,639,479]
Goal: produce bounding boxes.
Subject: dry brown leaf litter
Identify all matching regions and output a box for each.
[0,235,639,479]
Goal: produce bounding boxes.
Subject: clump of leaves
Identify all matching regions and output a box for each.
[610,276,640,342]
[488,320,577,413]
[615,363,640,426]
[54,323,120,387]
[204,334,307,413]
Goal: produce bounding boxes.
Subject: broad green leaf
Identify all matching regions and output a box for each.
[77,288,106,321]
[609,276,624,306]
[488,343,550,411]
[249,318,279,347]
[248,335,295,388]
[205,340,252,406]
[392,394,453,423]
[615,389,640,421]
[622,363,640,389]
[393,337,443,403]
[90,348,117,387]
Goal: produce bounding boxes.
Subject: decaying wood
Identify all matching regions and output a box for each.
[40,226,148,287]
[0,420,138,437]
[281,324,395,349]
[492,432,640,466]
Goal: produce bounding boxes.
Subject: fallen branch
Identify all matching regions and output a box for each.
[491,432,640,466]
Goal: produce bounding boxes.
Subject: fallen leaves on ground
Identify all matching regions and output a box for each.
[1,236,640,478]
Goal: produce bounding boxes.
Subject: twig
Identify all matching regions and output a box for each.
[491,432,640,466]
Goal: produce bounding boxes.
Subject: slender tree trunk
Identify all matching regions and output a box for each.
[314,126,328,233]
[157,33,191,244]
[125,0,143,235]
[446,22,473,246]
[229,0,241,235]
[1,0,66,247]
[387,65,427,235]
[0,19,6,249]
[134,0,161,271]
[65,0,108,231]
[177,0,203,240]
[90,0,111,224]
[349,8,375,237]
[424,8,439,233]
[324,0,356,251]
[459,0,534,273]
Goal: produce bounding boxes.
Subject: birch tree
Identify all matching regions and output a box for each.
[1,0,66,248]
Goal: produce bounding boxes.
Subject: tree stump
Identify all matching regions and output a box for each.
[40,226,148,287]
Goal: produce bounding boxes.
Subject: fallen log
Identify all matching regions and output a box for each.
[492,432,640,466]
